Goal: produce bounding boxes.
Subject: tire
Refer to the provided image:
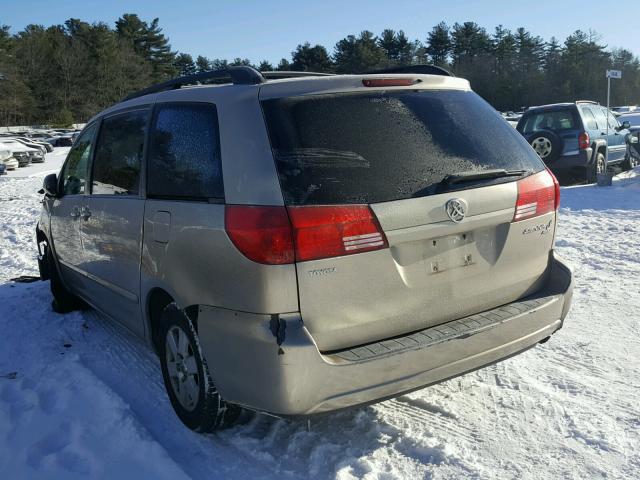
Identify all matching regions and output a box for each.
[46,242,85,313]
[159,303,240,432]
[527,130,563,163]
[622,152,637,171]
[586,152,606,184]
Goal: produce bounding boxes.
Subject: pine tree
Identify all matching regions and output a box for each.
[174,53,196,76]
[115,14,176,80]
[291,43,333,71]
[195,55,210,72]
[559,30,610,103]
[426,22,452,66]
[277,58,292,70]
[210,58,228,70]
[491,25,517,109]
[449,22,493,101]
[0,24,35,125]
[333,31,387,73]
[229,57,252,66]
[258,60,274,71]
[610,48,639,105]
[378,30,414,65]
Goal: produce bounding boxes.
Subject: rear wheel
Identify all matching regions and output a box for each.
[586,152,606,183]
[622,153,637,171]
[159,303,240,432]
[45,243,85,313]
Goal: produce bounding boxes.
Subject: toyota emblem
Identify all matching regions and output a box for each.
[445,198,467,223]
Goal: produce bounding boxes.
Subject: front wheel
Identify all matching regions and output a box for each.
[159,303,240,432]
[45,242,85,313]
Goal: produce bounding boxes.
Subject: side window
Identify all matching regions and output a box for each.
[593,108,608,131]
[581,108,598,130]
[60,123,97,195]
[92,110,148,195]
[607,111,620,130]
[147,103,224,200]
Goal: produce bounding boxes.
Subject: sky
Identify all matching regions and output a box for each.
[1,0,639,63]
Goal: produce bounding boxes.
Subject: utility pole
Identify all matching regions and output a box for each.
[606,69,622,137]
[599,69,623,186]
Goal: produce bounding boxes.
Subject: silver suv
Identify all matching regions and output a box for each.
[36,66,573,432]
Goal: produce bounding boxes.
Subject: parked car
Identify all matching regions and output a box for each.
[46,135,74,147]
[6,137,47,161]
[0,139,38,167]
[618,112,640,163]
[26,131,55,140]
[503,111,523,122]
[611,105,638,116]
[0,143,16,172]
[516,101,633,182]
[36,66,574,432]
[14,135,54,152]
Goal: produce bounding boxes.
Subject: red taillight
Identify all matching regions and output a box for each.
[288,205,388,262]
[225,204,388,264]
[578,131,590,150]
[362,78,418,87]
[225,206,294,265]
[513,170,559,222]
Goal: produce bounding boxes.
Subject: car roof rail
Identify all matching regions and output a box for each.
[261,70,335,79]
[122,66,266,102]
[365,64,454,77]
[575,100,599,105]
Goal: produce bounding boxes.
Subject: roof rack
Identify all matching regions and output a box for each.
[261,71,334,79]
[575,100,599,105]
[122,66,265,102]
[365,64,454,77]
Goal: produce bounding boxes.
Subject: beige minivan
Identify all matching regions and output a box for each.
[36,66,573,432]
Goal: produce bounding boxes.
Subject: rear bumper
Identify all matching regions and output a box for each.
[197,252,573,416]
[546,149,591,174]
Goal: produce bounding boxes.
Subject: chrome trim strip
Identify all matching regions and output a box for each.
[344,241,384,251]
[342,232,381,242]
[343,235,383,247]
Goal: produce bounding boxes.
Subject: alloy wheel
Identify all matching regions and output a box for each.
[165,325,200,411]
[531,137,552,159]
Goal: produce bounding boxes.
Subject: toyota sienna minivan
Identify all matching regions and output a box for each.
[36,66,573,431]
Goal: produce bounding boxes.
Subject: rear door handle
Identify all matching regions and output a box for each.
[80,206,91,221]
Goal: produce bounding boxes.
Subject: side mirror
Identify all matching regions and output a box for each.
[40,173,59,197]
[618,121,631,131]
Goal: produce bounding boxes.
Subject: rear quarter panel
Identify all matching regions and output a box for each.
[140,87,299,337]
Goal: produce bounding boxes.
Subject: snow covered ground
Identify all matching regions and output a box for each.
[0,154,639,479]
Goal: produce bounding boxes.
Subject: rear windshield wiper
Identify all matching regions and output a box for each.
[440,169,530,186]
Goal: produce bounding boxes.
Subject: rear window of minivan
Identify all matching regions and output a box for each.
[262,90,543,205]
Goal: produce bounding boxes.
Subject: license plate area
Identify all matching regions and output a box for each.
[426,232,475,274]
